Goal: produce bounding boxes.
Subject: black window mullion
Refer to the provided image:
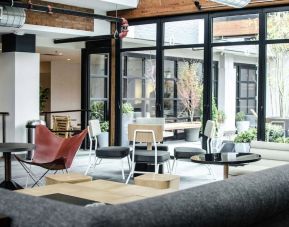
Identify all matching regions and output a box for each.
[258,11,267,141]
[156,20,164,117]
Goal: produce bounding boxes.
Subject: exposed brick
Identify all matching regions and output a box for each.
[22,0,93,31]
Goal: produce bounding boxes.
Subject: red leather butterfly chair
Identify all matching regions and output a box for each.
[15,125,88,187]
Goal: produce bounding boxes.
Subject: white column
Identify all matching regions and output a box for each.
[218,53,236,131]
[0,52,40,142]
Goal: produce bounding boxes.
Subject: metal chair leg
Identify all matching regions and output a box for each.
[121,158,125,180]
[126,162,135,184]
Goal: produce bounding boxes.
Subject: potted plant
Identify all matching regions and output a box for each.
[234,128,257,153]
[177,62,203,141]
[40,87,49,112]
[235,111,250,133]
[98,121,109,148]
[90,101,104,121]
[122,102,134,146]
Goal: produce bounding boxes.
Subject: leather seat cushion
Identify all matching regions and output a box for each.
[133,150,170,163]
[174,147,205,159]
[96,146,130,158]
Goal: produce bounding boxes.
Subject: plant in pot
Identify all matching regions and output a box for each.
[234,128,257,153]
[98,121,109,148]
[235,111,250,133]
[122,102,134,146]
[177,62,203,142]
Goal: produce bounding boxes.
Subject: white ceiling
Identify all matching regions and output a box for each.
[42,0,138,11]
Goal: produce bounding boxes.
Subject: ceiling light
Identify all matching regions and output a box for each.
[67,58,71,61]
[211,0,250,8]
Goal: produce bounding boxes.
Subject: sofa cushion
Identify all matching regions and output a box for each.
[250,141,289,161]
[229,159,289,176]
[95,146,130,158]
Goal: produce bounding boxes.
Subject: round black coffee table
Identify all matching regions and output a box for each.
[0,143,35,190]
[191,153,261,179]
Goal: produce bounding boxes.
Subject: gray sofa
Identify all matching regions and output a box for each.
[230,141,289,175]
[1,164,289,227]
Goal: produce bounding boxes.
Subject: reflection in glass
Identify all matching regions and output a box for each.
[122,50,156,117]
[213,45,258,130]
[266,44,289,142]
[163,48,204,121]
[164,19,204,45]
[267,11,289,40]
[122,23,156,48]
[213,14,259,43]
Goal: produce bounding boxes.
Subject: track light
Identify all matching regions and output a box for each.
[211,0,250,8]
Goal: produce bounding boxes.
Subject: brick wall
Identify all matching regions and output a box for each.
[23,0,94,31]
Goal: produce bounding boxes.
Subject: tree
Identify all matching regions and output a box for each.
[177,62,203,122]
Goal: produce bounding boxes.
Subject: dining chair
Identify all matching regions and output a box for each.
[126,124,171,184]
[85,119,131,180]
[15,125,87,187]
[52,115,73,138]
[172,120,216,173]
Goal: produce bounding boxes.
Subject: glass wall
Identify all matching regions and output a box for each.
[117,6,289,144]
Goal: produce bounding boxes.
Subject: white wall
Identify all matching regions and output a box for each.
[0,52,39,142]
[50,61,81,127]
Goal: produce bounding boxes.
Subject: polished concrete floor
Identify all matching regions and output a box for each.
[0,140,224,189]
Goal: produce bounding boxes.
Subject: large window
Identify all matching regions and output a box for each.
[117,6,289,145]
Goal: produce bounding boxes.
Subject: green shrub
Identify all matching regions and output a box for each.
[91,102,104,121]
[236,111,246,121]
[100,121,109,132]
[234,128,257,143]
[265,123,284,142]
[122,102,134,114]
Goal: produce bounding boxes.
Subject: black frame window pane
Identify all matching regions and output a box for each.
[164,19,204,46]
[90,78,107,99]
[122,23,157,48]
[213,14,259,43]
[267,11,289,40]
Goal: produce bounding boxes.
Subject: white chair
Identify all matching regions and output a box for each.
[85,119,131,180]
[126,124,171,184]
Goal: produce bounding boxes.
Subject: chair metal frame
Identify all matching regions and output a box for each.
[85,119,131,180]
[126,125,171,184]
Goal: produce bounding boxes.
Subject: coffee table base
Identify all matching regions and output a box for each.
[224,164,229,179]
[0,180,23,190]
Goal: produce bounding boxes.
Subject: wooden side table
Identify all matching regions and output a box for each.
[45,173,92,185]
[134,173,180,190]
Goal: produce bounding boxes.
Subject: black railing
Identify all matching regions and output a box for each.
[0,112,9,143]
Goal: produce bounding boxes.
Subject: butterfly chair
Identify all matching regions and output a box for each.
[85,119,131,180]
[15,125,87,187]
[126,124,171,184]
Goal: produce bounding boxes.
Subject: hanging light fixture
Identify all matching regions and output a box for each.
[211,0,251,8]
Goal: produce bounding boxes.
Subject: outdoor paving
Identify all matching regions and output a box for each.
[0,140,224,189]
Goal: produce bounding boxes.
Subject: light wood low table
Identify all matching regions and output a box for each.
[134,174,180,190]
[45,173,92,185]
[17,180,176,205]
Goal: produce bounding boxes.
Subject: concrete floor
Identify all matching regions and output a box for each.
[0,140,224,189]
